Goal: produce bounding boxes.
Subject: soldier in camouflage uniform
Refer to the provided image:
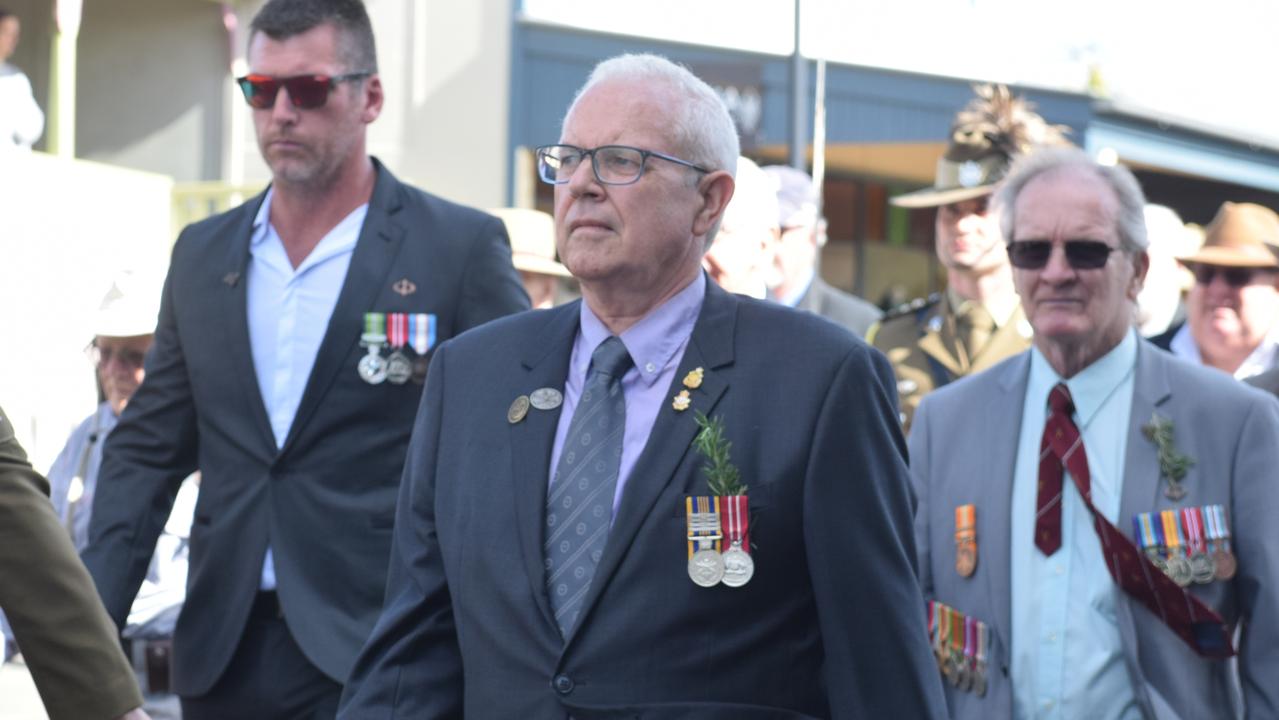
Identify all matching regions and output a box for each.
[869,85,1069,431]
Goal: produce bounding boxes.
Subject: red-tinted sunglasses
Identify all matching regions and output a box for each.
[235,72,371,110]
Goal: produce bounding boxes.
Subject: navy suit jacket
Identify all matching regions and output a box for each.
[82,160,529,696]
[339,281,946,719]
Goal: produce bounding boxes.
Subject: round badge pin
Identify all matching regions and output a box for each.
[507,395,530,424]
[530,387,563,411]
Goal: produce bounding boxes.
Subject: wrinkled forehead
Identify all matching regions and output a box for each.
[1014,168,1120,241]
[561,79,681,148]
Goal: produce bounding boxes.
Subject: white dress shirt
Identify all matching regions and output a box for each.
[1168,322,1278,379]
[247,189,367,589]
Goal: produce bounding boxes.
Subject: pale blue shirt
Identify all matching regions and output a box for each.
[1010,328,1142,720]
[1168,321,1278,379]
[548,273,704,519]
[247,189,366,589]
[775,269,814,308]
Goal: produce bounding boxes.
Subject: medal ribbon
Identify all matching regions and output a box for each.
[1210,504,1233,551]
[1161,510,1184,559]
[955,504,975,540]
[1204,504,1221,549]
[948,607,964,668]
[362,312,386,341]
[1180,507,1206,555]
[976,618,988,668]
[408,313,436,355]
[1134,512,1158,554]
[721,495,750,552]
[963,616,976,674]
[935,602,949,660]
[685,496,722,559]
[387,313,407,350]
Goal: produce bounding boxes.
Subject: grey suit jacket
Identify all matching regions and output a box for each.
[910,339,1279,719]
[83,160,529,696]
[1245,367,1279,397]
[339,281,947,719]
[795,277,882,339]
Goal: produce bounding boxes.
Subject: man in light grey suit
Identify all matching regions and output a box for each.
[911,147,1279,719]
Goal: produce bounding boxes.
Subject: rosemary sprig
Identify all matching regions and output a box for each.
[693,411,747,496]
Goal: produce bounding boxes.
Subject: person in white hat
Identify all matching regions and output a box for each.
[40,275,195,720]
[490,208,573,309]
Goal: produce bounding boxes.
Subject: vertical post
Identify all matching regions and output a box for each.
[47,0,82,159]
[787,0,806,170]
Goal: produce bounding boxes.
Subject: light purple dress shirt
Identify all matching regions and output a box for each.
[548,273,705,519]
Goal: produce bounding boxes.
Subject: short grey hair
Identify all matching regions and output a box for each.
[996,146,1148,253]
[562,53,740,178]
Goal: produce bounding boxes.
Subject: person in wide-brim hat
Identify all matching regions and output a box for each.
[489,208,572,309]
[1160,202,1279,378]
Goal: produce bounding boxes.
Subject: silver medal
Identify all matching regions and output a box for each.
[530,387,564,411]
[688,548,725,587]
[720,543,754,588]
[358,345,388,384]
[386,350,413,385]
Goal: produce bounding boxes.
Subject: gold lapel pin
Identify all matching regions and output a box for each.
[683,367,704,390]
[507,395,530,424]
[392,278,418,297]
[672,389,691,412]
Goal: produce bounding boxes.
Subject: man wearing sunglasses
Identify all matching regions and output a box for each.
[81,1,528,718]
[341,53,946,719]
[1150,202,1279,381]
[910,147,1279,719]
[875,85,1071,432]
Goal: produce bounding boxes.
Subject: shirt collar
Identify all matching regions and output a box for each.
[250,187,274,247]
[1169,321,1279,380]
[576,273,706,387]
[1030,327,1138,428]
[249,187,369,273]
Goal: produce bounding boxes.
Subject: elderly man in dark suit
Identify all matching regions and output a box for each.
[81,1,527,718]
[338,53,945,720]
[0,406,148,720]
[911,148,1279,718]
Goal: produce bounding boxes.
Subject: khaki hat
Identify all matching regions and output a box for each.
[489,208,572,278]
[94,272,161,338]
[1178,202,1279,269]
[891,84,1071,209]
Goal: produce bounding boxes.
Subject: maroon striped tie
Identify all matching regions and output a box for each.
[1035,383,1234,659]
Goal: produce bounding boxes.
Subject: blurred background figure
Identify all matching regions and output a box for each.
[873,84,1070,430]
[45,273,193,719]
[1135,204,1202,337]
[0,6,43,150]
[1152,202,1279,379]
[761,164,880,337]
[703,156,775,298]
[490,208,575,309]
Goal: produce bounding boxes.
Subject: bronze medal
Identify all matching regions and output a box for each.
[1213,550,1237,580]
[507,395,530,424]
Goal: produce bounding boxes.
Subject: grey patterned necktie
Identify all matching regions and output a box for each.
[545,335,633,636]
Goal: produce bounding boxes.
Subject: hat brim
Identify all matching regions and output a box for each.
[513,253,573,278]
[1177,246,1279,269]
[889,183,996,209]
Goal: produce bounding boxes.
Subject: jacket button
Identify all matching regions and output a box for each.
[552,674,574,694]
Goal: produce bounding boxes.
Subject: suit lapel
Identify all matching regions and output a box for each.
[1119,341,1174,523]
[509,305,581,632]
[219,190,277,456]
[981,353,1030,651]
[562,282,735,648]
[279,164,407,456]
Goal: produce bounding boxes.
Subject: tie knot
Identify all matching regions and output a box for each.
[590,336,633,379]
[1048,382,1074,415]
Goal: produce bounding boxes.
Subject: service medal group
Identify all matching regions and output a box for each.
[685,495,753,588]
[357,312,436,385]
[1133,504,1236,587]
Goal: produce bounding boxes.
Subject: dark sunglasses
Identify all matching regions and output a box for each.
[1191,264,1275,288]
[235,72,371,110]
[1007,240,1117,270]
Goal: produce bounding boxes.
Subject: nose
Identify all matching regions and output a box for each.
[269,85,300,123]
[565,154,603,199]
[1039,243,1077,283]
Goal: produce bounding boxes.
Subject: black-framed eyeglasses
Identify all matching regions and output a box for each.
[1191,264,1275,288]
[235,72,372,110]
[535,144,710,186]
[1007,240,1117,270]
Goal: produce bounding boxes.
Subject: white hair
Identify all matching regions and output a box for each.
[995,146,1149,252]
[562,53,740,178]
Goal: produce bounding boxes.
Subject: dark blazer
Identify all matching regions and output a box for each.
[0,406,142,720]
[1245,366,1279,396]
[82,161,529,697]
[795,277,881,339]
[1148,322,1178,351]
[339,281,946,719]
[911,342,1279,719]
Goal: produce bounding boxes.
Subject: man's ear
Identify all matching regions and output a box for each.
[1129,249,1151,300]
[692,170,735,238]
[361,75,384,124]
